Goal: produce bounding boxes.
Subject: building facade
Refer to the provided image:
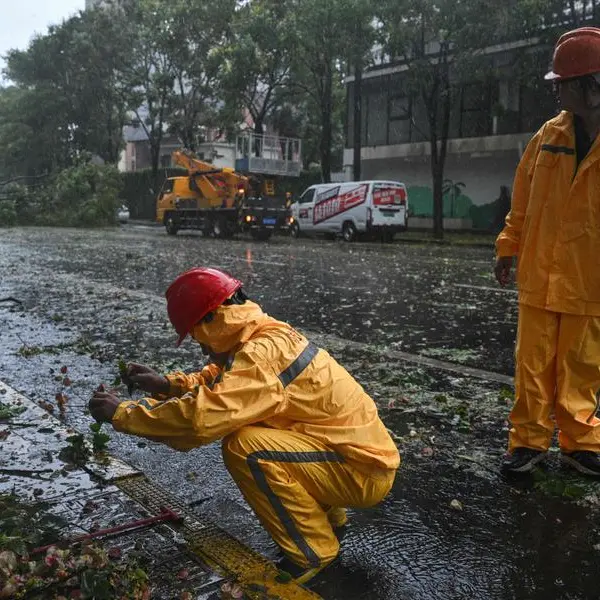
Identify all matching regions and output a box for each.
[344,37,558,229]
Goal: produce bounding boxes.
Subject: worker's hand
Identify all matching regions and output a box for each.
[122,363,170,395]
[89,385,121,423]
[494,256,514,287]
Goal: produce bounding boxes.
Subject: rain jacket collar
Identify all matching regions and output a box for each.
[190,301,281,354]
[547,111,600,180]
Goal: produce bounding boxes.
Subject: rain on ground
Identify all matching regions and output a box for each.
[1,225,600,600]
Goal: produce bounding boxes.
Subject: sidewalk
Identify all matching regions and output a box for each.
[124,218,497,248]
[0,381,321,600]
[394,230,496,248]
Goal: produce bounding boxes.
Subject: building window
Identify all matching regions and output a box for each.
[160,154,171,168]
[459,83,492,138]
[366,90,388,146]
[388,95,411,144]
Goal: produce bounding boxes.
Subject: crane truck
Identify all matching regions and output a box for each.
[155,133,302,241]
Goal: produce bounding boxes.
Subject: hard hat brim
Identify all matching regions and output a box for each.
[544,70,560,80]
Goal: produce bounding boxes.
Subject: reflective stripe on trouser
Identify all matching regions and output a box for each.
[222,426,395,568]
[509,303,600,453]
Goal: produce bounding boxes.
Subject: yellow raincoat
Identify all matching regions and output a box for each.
[497,110,600,452]
[113,301,399,568]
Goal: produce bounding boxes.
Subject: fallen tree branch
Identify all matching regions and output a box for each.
[0,468,54,479]
[0,297,24,306]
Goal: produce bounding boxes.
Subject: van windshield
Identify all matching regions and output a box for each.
[299,189,315,204]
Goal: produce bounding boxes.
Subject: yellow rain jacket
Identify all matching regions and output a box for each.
[112,301,400,474]
[496,110,600,315]
[497,111,600,455]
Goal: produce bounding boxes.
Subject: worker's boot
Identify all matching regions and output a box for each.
[275,556,335,585]
[562,451,600,477]
[327,506,348,529]
[326,507,348,528]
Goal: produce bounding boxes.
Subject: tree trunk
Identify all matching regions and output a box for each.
[431,142,444,239]
[353,62,362,181]
[149,132,162,186]
[429,44,452,240]
[253,119,264,157]
[320,69,333,183]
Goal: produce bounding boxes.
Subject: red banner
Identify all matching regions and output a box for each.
[373,186,406,206]
[313,184,368,224]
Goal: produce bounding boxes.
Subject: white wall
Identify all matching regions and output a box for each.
[342,146,523,208]
[363,152,518,206]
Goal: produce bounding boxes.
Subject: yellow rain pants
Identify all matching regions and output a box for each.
[509,303,600,453]
[222,425,395,569]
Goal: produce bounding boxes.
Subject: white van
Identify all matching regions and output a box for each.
[290,180,408,242]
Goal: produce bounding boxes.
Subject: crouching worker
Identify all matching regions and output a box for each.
[88,267,400,583]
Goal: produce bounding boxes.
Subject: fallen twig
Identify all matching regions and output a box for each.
[0,468,54,479]
[0,296,23,306]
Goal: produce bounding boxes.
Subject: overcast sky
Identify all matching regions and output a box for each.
[1,2,84,75]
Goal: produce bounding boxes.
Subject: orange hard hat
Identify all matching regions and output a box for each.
[545,27,600,81]
[165,267,242,346]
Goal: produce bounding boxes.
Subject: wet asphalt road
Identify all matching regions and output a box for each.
[1,225,600,600]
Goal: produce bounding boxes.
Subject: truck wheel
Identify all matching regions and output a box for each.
[212,217,227,239]
[342,221,357,242]
[250,230,272,241]
[165,215,179,235]
[290,222,300,239]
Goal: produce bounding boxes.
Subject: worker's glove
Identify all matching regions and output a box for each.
[494,256,514,287]
[122,362,170,396]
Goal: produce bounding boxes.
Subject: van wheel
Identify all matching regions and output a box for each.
[290,222,300,238]
[165,214,179,235]
[342,221,357,242]
[382,231,395,243]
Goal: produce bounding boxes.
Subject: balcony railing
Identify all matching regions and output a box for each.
[235,133,302,177]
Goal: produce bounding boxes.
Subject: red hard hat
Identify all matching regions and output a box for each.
[545,27,600,81]
[165,267,242,346]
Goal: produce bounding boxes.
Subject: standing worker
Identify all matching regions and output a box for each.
[89,267,400,582]
[496,27,600,476]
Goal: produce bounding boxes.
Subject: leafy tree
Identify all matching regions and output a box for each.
[0,85,68,178]
[0,6,130,225]
[218,0,293,139]
[3,33,78,174]
[377,0,521,238]
[163,0,237,151]
[117,0,177,180]
[2,7,131,175]
[71,6,132,164]
[285,0,375,181]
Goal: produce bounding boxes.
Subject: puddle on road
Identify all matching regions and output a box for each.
[312,462,600,600]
